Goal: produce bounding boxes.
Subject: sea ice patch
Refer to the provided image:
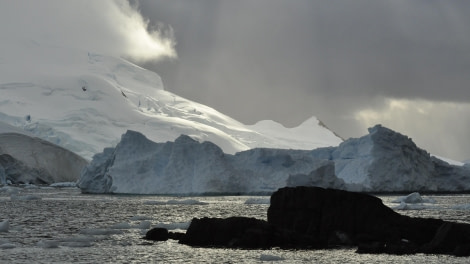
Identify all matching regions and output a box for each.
[143,199,208,205]
[259,254,285,261]
[0,220,9,232]
[392,192,436,204]
[244,198,270,204]
[79,228,124,236]
[154,221,190,230]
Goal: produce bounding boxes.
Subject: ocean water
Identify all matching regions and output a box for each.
[1,187,470,263]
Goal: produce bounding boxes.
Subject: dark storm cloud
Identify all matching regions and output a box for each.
[136,0,470,160]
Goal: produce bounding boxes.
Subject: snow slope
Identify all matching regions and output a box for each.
[0,38,342,161]
[79,125,470,194]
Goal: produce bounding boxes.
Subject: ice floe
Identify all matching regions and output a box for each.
[0,219,9,232]
[391,192,436,204]
[143,199,208,205]
[154,221,190,230]
[244,198,270,204]
[260,254,285,261]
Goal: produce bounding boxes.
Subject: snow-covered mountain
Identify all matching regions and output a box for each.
[79,125,470,194]
[0,38,342,161]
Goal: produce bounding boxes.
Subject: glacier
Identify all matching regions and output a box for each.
[0,38,342,161]
[78,124,470,194]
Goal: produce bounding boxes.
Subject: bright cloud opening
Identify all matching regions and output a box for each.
[0,0,177,62]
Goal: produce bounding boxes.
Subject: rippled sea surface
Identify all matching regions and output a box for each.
[1,187,470,263]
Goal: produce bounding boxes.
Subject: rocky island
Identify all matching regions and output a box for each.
[146,187,470,256]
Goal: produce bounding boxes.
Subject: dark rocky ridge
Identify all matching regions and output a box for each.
[0,154,50,184]
[267,187,470,255]
[0,132,88,185]
[146,187,470,256]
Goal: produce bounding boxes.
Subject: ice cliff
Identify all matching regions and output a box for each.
[0,131,88,185]
[78,125,470,194]
[78,131,330,194]
[311,125,470,192]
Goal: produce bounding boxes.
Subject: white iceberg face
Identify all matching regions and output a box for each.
[78,131,339,194]
[78,125,470,195]
[312,125,470,192]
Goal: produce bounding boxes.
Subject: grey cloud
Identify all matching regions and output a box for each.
[0,1,176,62]
[137,0,470,160]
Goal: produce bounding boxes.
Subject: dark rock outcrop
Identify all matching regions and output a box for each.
[268,187,470,256]
[175,187,470,256]
[145,228,169,241]
[145,227,185,242]
[179,216,319,249]
[0,132,88,185]
[0,154,47,184]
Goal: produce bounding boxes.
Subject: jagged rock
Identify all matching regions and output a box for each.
[0,154,49,184]
[179,216,319,249]
[159,187,470,256]
[145,228,169,241]
[268,186,470,256]
[168,231,185,241]
[269,186,404,245]
[420,222,470,255]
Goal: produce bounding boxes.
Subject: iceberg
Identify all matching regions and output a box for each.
[0,219,9,232]
[0,123,88,185]
[393,202,433,211]
[78,131,334,194]
[392,192,436,204]
[311,125,470,192]
[78,125,470,194]
[391,192,437,210]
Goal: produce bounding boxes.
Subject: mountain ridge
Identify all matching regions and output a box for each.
[0,38,342,160]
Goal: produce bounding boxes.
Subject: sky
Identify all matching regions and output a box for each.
[2,0,470,161]
[135,0,470,162]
